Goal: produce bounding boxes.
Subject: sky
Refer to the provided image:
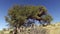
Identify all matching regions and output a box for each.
[0,0,60,30]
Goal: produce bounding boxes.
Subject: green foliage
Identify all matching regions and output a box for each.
[44,14,53,22]
[5,5,53,28]
[43,14,53,25]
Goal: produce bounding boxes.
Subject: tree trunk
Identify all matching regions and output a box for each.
[17,27,20,34]
[13,27,17,34]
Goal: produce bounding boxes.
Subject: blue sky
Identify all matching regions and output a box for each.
[0,0,60,30]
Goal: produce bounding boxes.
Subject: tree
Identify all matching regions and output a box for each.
[5,5,53,34]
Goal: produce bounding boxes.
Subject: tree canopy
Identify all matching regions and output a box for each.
[5,5,53,28]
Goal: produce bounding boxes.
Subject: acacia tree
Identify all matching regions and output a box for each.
[5,5,53,34]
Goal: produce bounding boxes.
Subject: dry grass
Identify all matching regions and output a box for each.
[0,23,60,34]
